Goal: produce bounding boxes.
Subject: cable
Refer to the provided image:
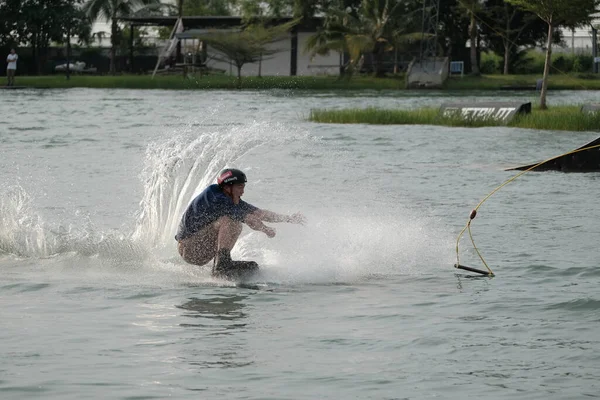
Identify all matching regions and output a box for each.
[455,142,600,276]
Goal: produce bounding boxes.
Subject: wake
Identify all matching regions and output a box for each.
[0,120,455,285]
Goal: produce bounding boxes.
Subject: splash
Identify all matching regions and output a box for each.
[0,119,456,285]
[0,121,308,264]
[0,185,53,257]
[0,184,146,260]
[232,210,455,284]
[132,120,307,251]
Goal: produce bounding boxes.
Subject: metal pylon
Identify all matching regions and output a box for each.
[419,0,441,71]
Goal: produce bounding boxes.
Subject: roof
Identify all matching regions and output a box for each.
[118,16,323,31]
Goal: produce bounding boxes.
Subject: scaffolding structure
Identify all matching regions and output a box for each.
[419,0,441,72]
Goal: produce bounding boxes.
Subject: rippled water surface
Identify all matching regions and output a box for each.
[1,88,599,399]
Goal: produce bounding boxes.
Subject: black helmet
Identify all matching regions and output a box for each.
[217,168,247,186]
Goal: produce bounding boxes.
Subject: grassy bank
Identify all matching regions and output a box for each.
[445,73,600,91]
[309,106,600,132]
[11,74,407,90]
[7,72,600,91]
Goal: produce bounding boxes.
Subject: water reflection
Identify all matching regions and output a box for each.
[177,295,248,331]
[177,295,254,369]
[454,272,492,292]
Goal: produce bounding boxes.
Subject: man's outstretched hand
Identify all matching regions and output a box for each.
[287,212,307,225]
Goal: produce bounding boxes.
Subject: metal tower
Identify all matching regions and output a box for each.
[419,0,441,71]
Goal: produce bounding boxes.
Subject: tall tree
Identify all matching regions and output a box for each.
[458,0,482,75]
[437,0,471,67]
[83,0,160,74]
[506,0,599,109]
[305,0,421,77]
[481,0,549,74]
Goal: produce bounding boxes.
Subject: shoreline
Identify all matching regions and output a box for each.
[309,105,600,132]
[3,73,600,91]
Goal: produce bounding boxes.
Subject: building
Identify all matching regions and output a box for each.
[119,16,342,76]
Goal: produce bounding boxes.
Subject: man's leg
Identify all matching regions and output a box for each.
[8,70,14,86]
[177,226,218,266]
[215,216,243,251]
[213,216,258,278]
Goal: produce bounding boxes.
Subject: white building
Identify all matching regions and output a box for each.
[121,16,342,76]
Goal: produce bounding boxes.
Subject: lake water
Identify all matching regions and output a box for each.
[1,88,599,399]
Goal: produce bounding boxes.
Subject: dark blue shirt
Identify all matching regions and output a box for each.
[175,184,258,241]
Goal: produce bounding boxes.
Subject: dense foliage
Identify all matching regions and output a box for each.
[1,0,599,77]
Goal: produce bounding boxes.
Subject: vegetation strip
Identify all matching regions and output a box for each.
[309,106,600,132]
[13,75,406,90]
[11,74,600,91]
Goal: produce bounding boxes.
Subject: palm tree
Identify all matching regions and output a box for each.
[305,0,420,77]
[83,0,160,74]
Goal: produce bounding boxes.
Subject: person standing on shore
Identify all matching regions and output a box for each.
[6,49,18,86]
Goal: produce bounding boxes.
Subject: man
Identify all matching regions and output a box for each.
[6,49,18,87]
[176,168,306,279]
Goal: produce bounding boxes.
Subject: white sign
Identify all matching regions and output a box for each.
[442,107,517,121]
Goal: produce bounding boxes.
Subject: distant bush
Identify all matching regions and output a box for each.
[480,52,501,74]
[576,72,599,80]
[502,50,594,74]
[513,51,546,74]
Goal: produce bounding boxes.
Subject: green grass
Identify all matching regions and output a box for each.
[512,106,600,131]
[12,74,407,90]
[309,105,600,132]
[445,73,600,90]
[309,107,440,125]
[10,72,600,91]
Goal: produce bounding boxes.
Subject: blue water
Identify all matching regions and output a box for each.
[1,88,599,399]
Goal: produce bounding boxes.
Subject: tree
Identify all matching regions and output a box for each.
[239,0,302,77]
[458,0,483,75]
[481,0,551,74]
[0,0,89,74]
[305,0,421,77]
[182,0,234,15]
[437,0,471,68]
[83,0,160,74]
[506,0,599,109]
[190,20,297,87]
[0,0,20,46]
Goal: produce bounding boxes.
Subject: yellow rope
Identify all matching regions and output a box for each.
[455,142,600,275]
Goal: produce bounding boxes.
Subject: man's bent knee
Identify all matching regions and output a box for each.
[177,227,218,266]
[178,241,214,266]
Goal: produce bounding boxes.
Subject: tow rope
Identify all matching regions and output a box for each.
[455,142,600,277]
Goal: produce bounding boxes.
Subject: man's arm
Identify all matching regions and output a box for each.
[244,212,276,237]
[243,209,306,238]
[253,209,306,224]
